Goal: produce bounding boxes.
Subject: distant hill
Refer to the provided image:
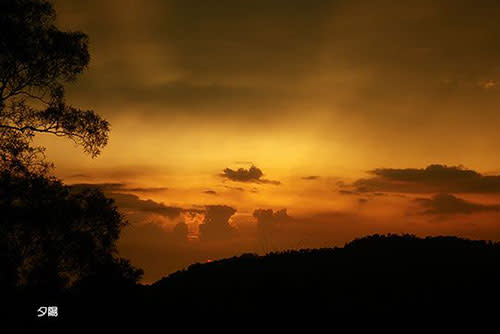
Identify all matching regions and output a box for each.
[145,234,500,321]
[10,234,500,331]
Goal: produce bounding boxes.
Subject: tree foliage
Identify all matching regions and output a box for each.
[0,0,109,174]
[0,172,143,290]
[0,1,141,292]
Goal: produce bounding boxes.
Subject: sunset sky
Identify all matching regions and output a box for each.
[34,0,500,282]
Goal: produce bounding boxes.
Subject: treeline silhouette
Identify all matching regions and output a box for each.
[7,233,500,331]
[145,234,500,321]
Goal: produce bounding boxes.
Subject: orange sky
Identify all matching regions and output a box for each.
[37,0,500,282]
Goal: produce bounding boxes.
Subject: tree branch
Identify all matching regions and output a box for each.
[0,124,84,139]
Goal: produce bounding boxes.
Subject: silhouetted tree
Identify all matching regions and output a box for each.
[0,0,109,175]
[0,172,143,291]
[0,0,141,293]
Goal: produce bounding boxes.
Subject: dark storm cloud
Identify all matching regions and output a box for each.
[220,165,280,185]
[415,193,500,215]
[353,164,500,194]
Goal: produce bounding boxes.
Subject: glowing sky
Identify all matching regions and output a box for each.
[36,0,500,282]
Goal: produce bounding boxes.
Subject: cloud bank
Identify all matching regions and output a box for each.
[353,164,500,194]
[415,193,500,215]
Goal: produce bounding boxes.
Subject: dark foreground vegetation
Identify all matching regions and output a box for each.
[6,234,500,331]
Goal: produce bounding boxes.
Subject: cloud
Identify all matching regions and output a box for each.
[415,193,500,215]
[71,183,126,192]
[70,183,196,219]
[171,221,189,240]
[125,187,169,193]
[253,208,292,234]
[67,173,91,178]
[70,183,168,194]
[199,205,237,241]
[56,0,328,119]
[224,186,245,192]
[353,164,500,193]
[110,193,185,219]
[220,165,280,185]
[56,0,500,162]
[338,189,385,198]
[336,181,347,187]
[339,190,358,195]
[302,176,320,180]
[480,80,497,89]
[202,190,217,195]
[118,221,195,282]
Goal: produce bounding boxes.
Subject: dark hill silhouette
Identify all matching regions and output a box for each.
[141,234,500,324]
[8,234,500,331]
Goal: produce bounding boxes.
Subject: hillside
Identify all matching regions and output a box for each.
[143,234,500,321]
[12,234,500,331]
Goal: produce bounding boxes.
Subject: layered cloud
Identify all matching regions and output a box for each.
[220,165,280,185]
[110,193,184,219]
[70,183,196,220]
[124,187,169,193]
[415,193,500,215]
[56,0,500,133]
[353,164,500,194]
[71,182,168,193]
